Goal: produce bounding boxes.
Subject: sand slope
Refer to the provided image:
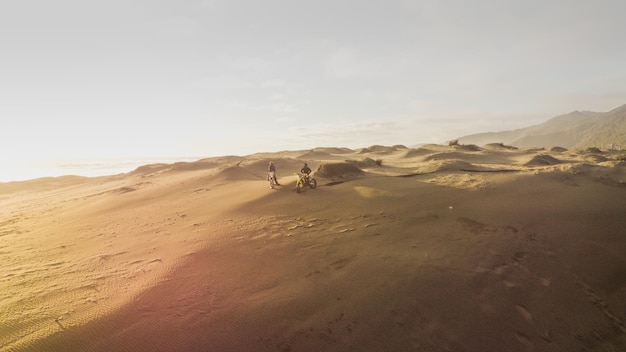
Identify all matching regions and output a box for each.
[1,145,625,352]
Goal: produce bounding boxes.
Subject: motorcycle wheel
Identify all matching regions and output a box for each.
[309,178,317,189]
[296,181,302,193]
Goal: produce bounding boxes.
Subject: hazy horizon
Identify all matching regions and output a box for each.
[2,0,625,181]
[1,156,207,182]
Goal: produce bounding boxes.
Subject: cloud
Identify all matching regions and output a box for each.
[160,16,203,37]
[267,93,287,101]
[199,0,218,9]
[203,74,253,91]
[221,99,249,110]
[228,56,271,72]
[279,119,406,149]
[325,48,382,79]
[261,79,288,88]
[254,103,299,114]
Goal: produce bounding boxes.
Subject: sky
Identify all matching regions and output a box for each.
[1,0,625,180]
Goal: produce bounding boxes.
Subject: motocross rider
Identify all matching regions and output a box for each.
[300,163,312,181]
[268,161,280,185]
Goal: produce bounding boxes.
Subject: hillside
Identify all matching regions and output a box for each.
[458,104,626,149]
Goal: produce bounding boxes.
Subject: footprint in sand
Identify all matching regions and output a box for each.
[515,331,535,350]
[515,304,533,322]
[493,264,508,275]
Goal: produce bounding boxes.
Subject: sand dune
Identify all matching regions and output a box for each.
[1,145,625,351]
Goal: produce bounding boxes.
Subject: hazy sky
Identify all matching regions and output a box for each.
[2,0,625,165]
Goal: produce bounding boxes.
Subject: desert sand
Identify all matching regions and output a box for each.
[1,144,625,352]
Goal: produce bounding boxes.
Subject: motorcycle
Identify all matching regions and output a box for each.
[295,172,317,193]
[267,171,277,189]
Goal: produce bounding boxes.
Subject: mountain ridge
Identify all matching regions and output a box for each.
[457,103,626,149]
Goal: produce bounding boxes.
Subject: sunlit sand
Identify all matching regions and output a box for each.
[1,144,625,351]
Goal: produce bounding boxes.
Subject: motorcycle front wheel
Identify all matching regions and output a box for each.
[309,178,317,189]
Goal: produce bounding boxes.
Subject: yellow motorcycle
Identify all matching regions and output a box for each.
[294,172,317,193]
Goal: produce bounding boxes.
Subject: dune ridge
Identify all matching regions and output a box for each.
[1,144,625,352]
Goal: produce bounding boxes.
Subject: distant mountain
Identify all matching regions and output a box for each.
[457,104,626,149]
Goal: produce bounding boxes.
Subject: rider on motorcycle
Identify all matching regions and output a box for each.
[268,161,280,185]
[300,163,312,180]
[296,163,317,192]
